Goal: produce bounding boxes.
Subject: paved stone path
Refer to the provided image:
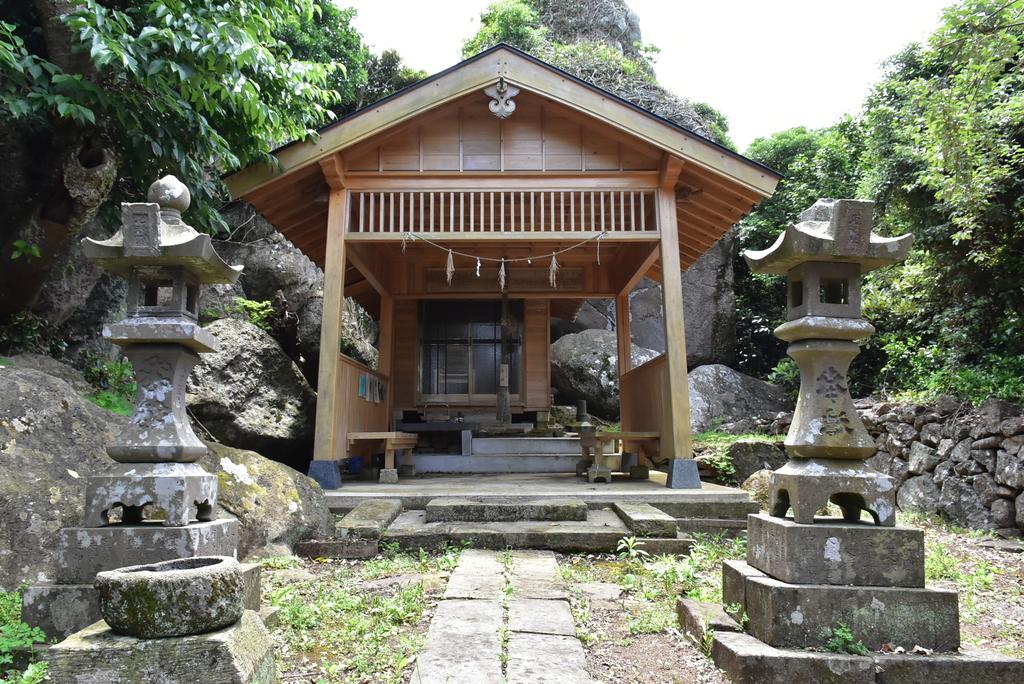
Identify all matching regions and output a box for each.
[411,549,596,684]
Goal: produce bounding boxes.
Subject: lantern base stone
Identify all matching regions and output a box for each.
[770,459,897,526]
[723,560,960,651]
[83,462,217,528]
[746,513,925,587]
[55,518,239,584]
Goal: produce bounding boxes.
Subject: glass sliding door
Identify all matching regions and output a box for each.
[420,300,522,404]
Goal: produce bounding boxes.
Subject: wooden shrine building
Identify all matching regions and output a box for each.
[224,45,780,488]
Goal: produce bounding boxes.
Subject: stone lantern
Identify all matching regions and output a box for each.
[78,175,243,527]
[21,177,250,641]
[744,198,912,525]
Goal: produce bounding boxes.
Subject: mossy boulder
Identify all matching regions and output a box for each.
[187,318,317,468]
[0,365,125,588]
[200,441,332,559]
[1,357,332,586]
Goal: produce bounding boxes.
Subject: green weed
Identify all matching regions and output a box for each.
[820,622,870,656]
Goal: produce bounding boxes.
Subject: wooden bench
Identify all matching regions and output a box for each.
[348,432,418,482]
[579,430,659,482]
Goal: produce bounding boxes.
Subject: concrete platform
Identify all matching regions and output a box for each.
[385,508,631,552]
[325,473,752,512]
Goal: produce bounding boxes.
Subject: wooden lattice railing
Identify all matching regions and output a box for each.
[348,189,658,235]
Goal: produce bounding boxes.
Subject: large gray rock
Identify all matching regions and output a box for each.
[0,358,330,586]
[199,442,332,559]
[688,364,789,434]
[0,366,124,588]
[569,234,736,368]
[727,440,787,483]
[939,478,994,529]
[897,475,941,514]
[30,217,127,358]
[187,318,316,465]
[549,328,658,419]
[212,204,377,380]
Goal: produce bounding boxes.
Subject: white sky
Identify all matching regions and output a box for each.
[342,0,951,152]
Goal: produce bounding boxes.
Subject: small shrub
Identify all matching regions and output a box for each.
[81,353,135,401]
[231,297,274,330]
[0,588,48,679]
[820,622,869,656]
[85,390,134,416]
[767,357,800,398]
[616,536,649,561]
[0,311,65,357]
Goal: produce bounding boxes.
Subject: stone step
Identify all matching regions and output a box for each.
[335,499,402,539]
[632,534,696,556]
[384,509,629,553]
[612,501,679,537]
[425,497,587,522]
[653,499,760,520]
[713,629,1024,684]
[413,452,578,474]
[471,437,581,455]
[676,517,751,537]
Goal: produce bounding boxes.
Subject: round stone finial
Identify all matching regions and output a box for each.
[147,175,191,212]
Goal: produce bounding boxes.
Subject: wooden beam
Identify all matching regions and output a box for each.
[342,172,659,191]
[312,169,349,464]
[612,243,660,296]
[616,291,632,376]
[657,158,693,463]
[346,243,392,296]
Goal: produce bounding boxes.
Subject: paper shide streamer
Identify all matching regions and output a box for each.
[399,231,607,291]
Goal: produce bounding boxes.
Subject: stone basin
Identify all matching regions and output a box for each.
[95,556,243,638]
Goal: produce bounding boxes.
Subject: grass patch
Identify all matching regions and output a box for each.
[924,540,997,619]
[267,547,461,683]
[84,390,134,416]
[258,555,304,570]
[359,542,462,581]
[0,357,11,366]
[561,534,747,643]
[1,588,48,683]
[692,431,775,483]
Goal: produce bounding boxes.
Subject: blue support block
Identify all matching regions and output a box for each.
[308,460,342,489]
[665,459,701,489]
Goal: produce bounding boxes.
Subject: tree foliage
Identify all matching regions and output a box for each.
[1,0,339,233]
[739,0,1024,402]
[462,0,735,148]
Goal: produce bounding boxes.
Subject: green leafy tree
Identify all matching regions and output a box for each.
[859,0,1024,399]
[735,120,868,381]
[276,0,367,117]
[0,0,340,315]
[354,49,428,114]
[462,0,734,147]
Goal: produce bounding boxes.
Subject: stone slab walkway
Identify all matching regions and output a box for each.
[411,549,595,684]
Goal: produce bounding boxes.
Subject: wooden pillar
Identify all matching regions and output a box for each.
[378,292,395,426]
[616,291,632,433]
[657,158,693,462]
[616,292,632,377]
[313,157,348,463]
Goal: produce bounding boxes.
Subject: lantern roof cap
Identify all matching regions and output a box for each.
[743,198,913,275]
[82,176,242,284]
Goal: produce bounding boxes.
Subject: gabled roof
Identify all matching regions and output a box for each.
[225,43,779,198]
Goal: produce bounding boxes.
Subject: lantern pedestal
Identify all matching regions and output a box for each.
[82,463,218,528]
[769,459,897,526]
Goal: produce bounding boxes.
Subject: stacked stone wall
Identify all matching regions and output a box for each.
[853,396,1024,537]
